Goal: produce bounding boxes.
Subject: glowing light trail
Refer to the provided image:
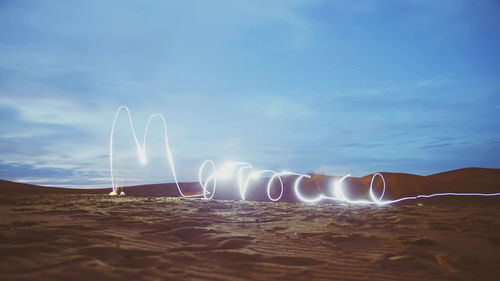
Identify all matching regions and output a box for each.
[110,106,197,197]
[109,106,500,204]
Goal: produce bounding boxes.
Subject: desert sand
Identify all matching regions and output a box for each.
[1,168,500,281]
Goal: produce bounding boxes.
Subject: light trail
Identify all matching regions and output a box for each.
[109,106,198,197]
[109,106,500,204]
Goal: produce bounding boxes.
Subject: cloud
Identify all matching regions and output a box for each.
[0,0,498,186]
[418,143,453,150]
[0,95,101,125]
[0,101,110,184]
[0,160,109,188]
[0,160,73,180]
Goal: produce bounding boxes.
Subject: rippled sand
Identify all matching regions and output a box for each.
[1,192,499,281]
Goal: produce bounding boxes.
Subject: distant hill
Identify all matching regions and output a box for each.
[1,168,499,204]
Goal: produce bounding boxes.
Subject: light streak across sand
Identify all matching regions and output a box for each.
[109,106,500,205]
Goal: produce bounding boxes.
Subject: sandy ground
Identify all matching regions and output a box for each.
[1,192,500,281]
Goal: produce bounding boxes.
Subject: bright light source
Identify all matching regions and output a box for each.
[250,171,261,179]
[138,148,147,165]
[217,163,235,179]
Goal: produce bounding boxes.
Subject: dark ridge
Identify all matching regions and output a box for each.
[1,168,500,205]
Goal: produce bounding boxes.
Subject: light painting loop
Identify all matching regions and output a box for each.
[110,106,500,205]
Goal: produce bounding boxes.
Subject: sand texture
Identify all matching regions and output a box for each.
[1,189,500,281]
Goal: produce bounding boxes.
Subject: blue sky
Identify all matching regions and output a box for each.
[0,0,499,188]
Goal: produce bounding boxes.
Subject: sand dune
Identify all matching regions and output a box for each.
[5,167,499,204]
[1,168,499,280]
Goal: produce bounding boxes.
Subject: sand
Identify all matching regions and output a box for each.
[1,190,500,281]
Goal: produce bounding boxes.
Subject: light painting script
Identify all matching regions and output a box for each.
[109,106,500,205]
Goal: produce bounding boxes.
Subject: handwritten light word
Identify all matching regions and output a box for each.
[109,106,500,205]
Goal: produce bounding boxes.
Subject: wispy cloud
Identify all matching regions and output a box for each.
[0,0,499,186]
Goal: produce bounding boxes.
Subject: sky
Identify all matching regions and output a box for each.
[0,0,499,188]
